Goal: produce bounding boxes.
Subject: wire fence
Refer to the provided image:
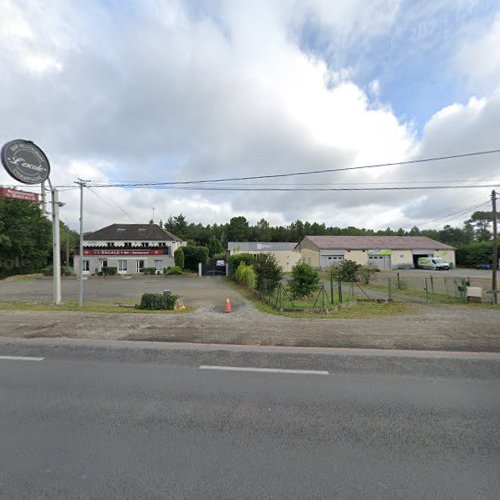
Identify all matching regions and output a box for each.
[370,273,470,303]
[256,278,376,311]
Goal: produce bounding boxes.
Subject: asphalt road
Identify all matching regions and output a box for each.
[0,340,499,499]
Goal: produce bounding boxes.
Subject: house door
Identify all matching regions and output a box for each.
[136,260,145,273]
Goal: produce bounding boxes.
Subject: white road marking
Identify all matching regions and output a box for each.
[199,365,328,375]
[0,355,44,362]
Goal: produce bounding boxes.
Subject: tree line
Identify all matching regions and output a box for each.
[161,210,495,248]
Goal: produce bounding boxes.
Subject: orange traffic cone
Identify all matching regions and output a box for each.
[225,297,232,313]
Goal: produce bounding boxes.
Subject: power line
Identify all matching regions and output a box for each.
[88,183,500,192]
[86,148,500,188]
[86,186,135,221]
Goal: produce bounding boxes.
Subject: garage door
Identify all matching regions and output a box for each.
[368,255,392,270]
[320,255,344,268]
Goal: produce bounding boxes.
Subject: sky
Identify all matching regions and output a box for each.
[1,0,499,232]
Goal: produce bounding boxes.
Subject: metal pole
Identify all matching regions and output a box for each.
[51,187,62,305]
[492,190,498,305]
[76,179,89,307]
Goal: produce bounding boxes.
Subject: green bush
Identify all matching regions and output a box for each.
[254,253,283,293]
[183,245,209,272]
[40,265,73,276]
[208,236,224,257]
[456,241,498,267]
[228,253,255,276]
[102,266,118,276]
[138,293,178,310]
[142,267,157,275]
[174,247,185,270]
[166,266,183,275]
[358,264,378,284]
[234,262,256,289]
[287,261,320,299]
[330,259,360,282]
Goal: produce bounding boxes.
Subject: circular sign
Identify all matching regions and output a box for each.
[1,139,50,185]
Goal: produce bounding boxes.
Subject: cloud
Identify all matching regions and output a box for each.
[0,0,499,233]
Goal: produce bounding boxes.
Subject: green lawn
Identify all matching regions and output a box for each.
[0,300,193,314]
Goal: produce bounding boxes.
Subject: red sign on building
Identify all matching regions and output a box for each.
[0,187,41,202]
[83,249,165,256]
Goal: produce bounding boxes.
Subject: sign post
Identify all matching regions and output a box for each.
[1,140,60,304]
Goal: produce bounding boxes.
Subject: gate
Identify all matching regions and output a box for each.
[202,257,227,276]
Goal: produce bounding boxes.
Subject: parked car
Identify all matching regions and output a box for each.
[417,257,450,270]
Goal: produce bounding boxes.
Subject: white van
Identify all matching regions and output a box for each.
[417,257,450,271]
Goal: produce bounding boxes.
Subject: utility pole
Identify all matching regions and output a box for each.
[492,190,498,305]
[75,179,90,307]
[51,185,62,305]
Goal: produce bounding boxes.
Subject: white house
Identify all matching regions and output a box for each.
[74,223,185,275]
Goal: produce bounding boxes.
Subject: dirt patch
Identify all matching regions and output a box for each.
[0,301,499,352]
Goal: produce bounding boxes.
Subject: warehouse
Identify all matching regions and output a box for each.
[296,236,455,270]
[74,223,184,275]
[227,241,302,272]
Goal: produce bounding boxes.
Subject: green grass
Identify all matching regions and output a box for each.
[0,300,194,314]
[364,282,467,304]
[224,278,413,318]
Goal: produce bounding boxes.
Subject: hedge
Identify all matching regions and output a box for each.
[228,253,255,276]
[456,241,499,267]
[138,293,178,310]
[183,245,209,272]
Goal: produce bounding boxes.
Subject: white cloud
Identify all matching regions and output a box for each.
[0,0,499,233]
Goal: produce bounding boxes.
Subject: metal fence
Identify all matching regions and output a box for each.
[371,273,469,303]
[257,278,375,311]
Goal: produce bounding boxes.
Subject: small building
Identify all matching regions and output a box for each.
[296,236,455,270]
[74,223,184,275]
[227,241,302,272]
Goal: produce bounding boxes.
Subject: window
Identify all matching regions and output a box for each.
[154,260,163,271]
[118,260,127,271]
[159,242,166,247]
[124,242,132,248]
[107,242,115,247]
[82,259,90,271]
[141,242,150,247]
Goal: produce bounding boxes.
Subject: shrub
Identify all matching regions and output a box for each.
[456,241,498,267]
[287,261,321,299]
[253,253,283,293]
[166,266,183,275]
[228,253,255,276]
[330,259,360,282]
[40,265,74,276]
[358,264,378,284]
[183,245,209,272]
[234,262,256,289]
[138,293,178,310]
[142,267,157,275]
[102,266,118,276]
[174,247,185,270]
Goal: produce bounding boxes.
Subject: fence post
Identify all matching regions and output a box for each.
[424,277,429,303]
[330,271,335,305]
[397,272,401,290]
[338,280,343,303]
[430,275,434,294]
[388,278,392,301]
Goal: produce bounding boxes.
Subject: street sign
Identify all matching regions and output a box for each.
[1,139,50,185]
[0,187,40,202]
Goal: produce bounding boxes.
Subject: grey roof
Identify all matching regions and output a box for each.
[301,235,454,250]
[228,241,298,251]
[86,224,182,241]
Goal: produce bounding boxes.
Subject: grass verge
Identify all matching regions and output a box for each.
[224,278,414,318]
[0,300,194,314]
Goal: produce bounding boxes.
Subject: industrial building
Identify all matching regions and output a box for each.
[227,241,302,272]
[74,223,184,275]
[296,236,455,270]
